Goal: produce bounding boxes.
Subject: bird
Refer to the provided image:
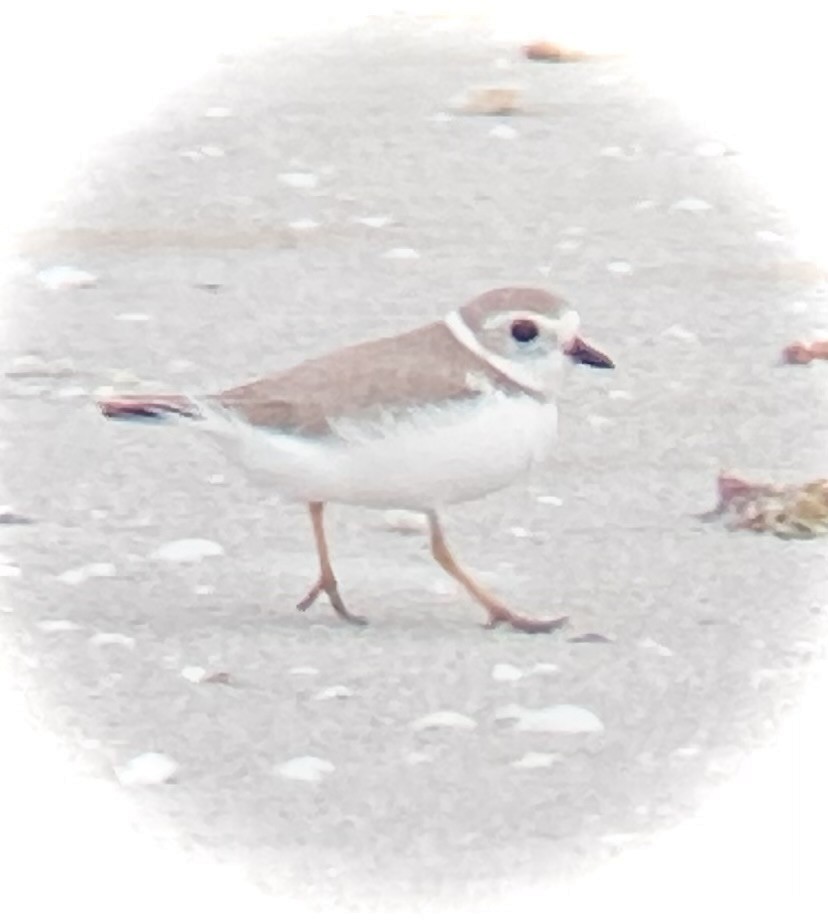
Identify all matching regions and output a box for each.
[98,286,614,633]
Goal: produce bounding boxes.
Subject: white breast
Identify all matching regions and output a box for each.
[201,392,559,510]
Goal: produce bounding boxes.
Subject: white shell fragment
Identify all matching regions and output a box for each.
[37,619,81,633]
[638,637,675,657]
[491,663,524,683]
[555,239,582,252]
[383,247,420,260]
[89,632,135,649]
[313,685,353,701]
[288,219,320,231]
[536,495,563,506]
[115,312,151,322]
[56,562,116,585]
[404,752,434,765]
[116,752,179,786]
[381,509,428,533]
[352,215,393,229]
[606,260,633,275]
[528,662,561,676]
[275,756,335,782]
[181,666,208,683]
[671,197,713,212]
[0,560,21,578]
[512,752,562,769]
[410,711,477,731]
[278,172,319,190]
[489,124,518,140]
[36,266,98,290]
[495,704,604,734]
[662,324,698,342]
[508,526,532,539]
[150,539,225,563]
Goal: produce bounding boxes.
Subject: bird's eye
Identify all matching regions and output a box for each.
[510,318,539,343]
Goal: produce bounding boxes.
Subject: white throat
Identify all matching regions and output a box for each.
[443,310,550,398]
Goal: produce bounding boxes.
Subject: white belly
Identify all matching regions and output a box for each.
[205,393,558,510]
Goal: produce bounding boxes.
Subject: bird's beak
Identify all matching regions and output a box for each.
[565,336,615,369]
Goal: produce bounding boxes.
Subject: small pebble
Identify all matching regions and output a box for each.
[278,172,319,190]
[352,216,393,229]
[555,239,582,252]
[672,197,713,212]
[0,508,35,525]
[115,312,150,322]
[181,666,207,683]
[662,324,698,342]
[672,746,701,758]
[536,495,563,506]
[56,562,116,585]
[150,538,225,563]
[638,637,674,657]
[381,510,427,533]
[89,632,135,648]
[37,266,98,290]
[451,86,523,116]
[490,124,518,140]
[508,526,532,539]
[528,663,560,676]
[181,666,230,684]
[404,752,434,765]
[288,219,320,231]
[313,685,353,701]
[568,633,612,644]
[491,663,523,683]
[37,619,81,633]
[116,752,179,786]
[410,711,477,731]
[275,756,335,782]
[495,704,604,734]
[512,752,561,769]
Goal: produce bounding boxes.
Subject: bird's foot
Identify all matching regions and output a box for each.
[296,578,368,626]
[485,606,569,635]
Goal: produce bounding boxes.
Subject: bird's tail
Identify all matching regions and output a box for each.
[98,394,203,423]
